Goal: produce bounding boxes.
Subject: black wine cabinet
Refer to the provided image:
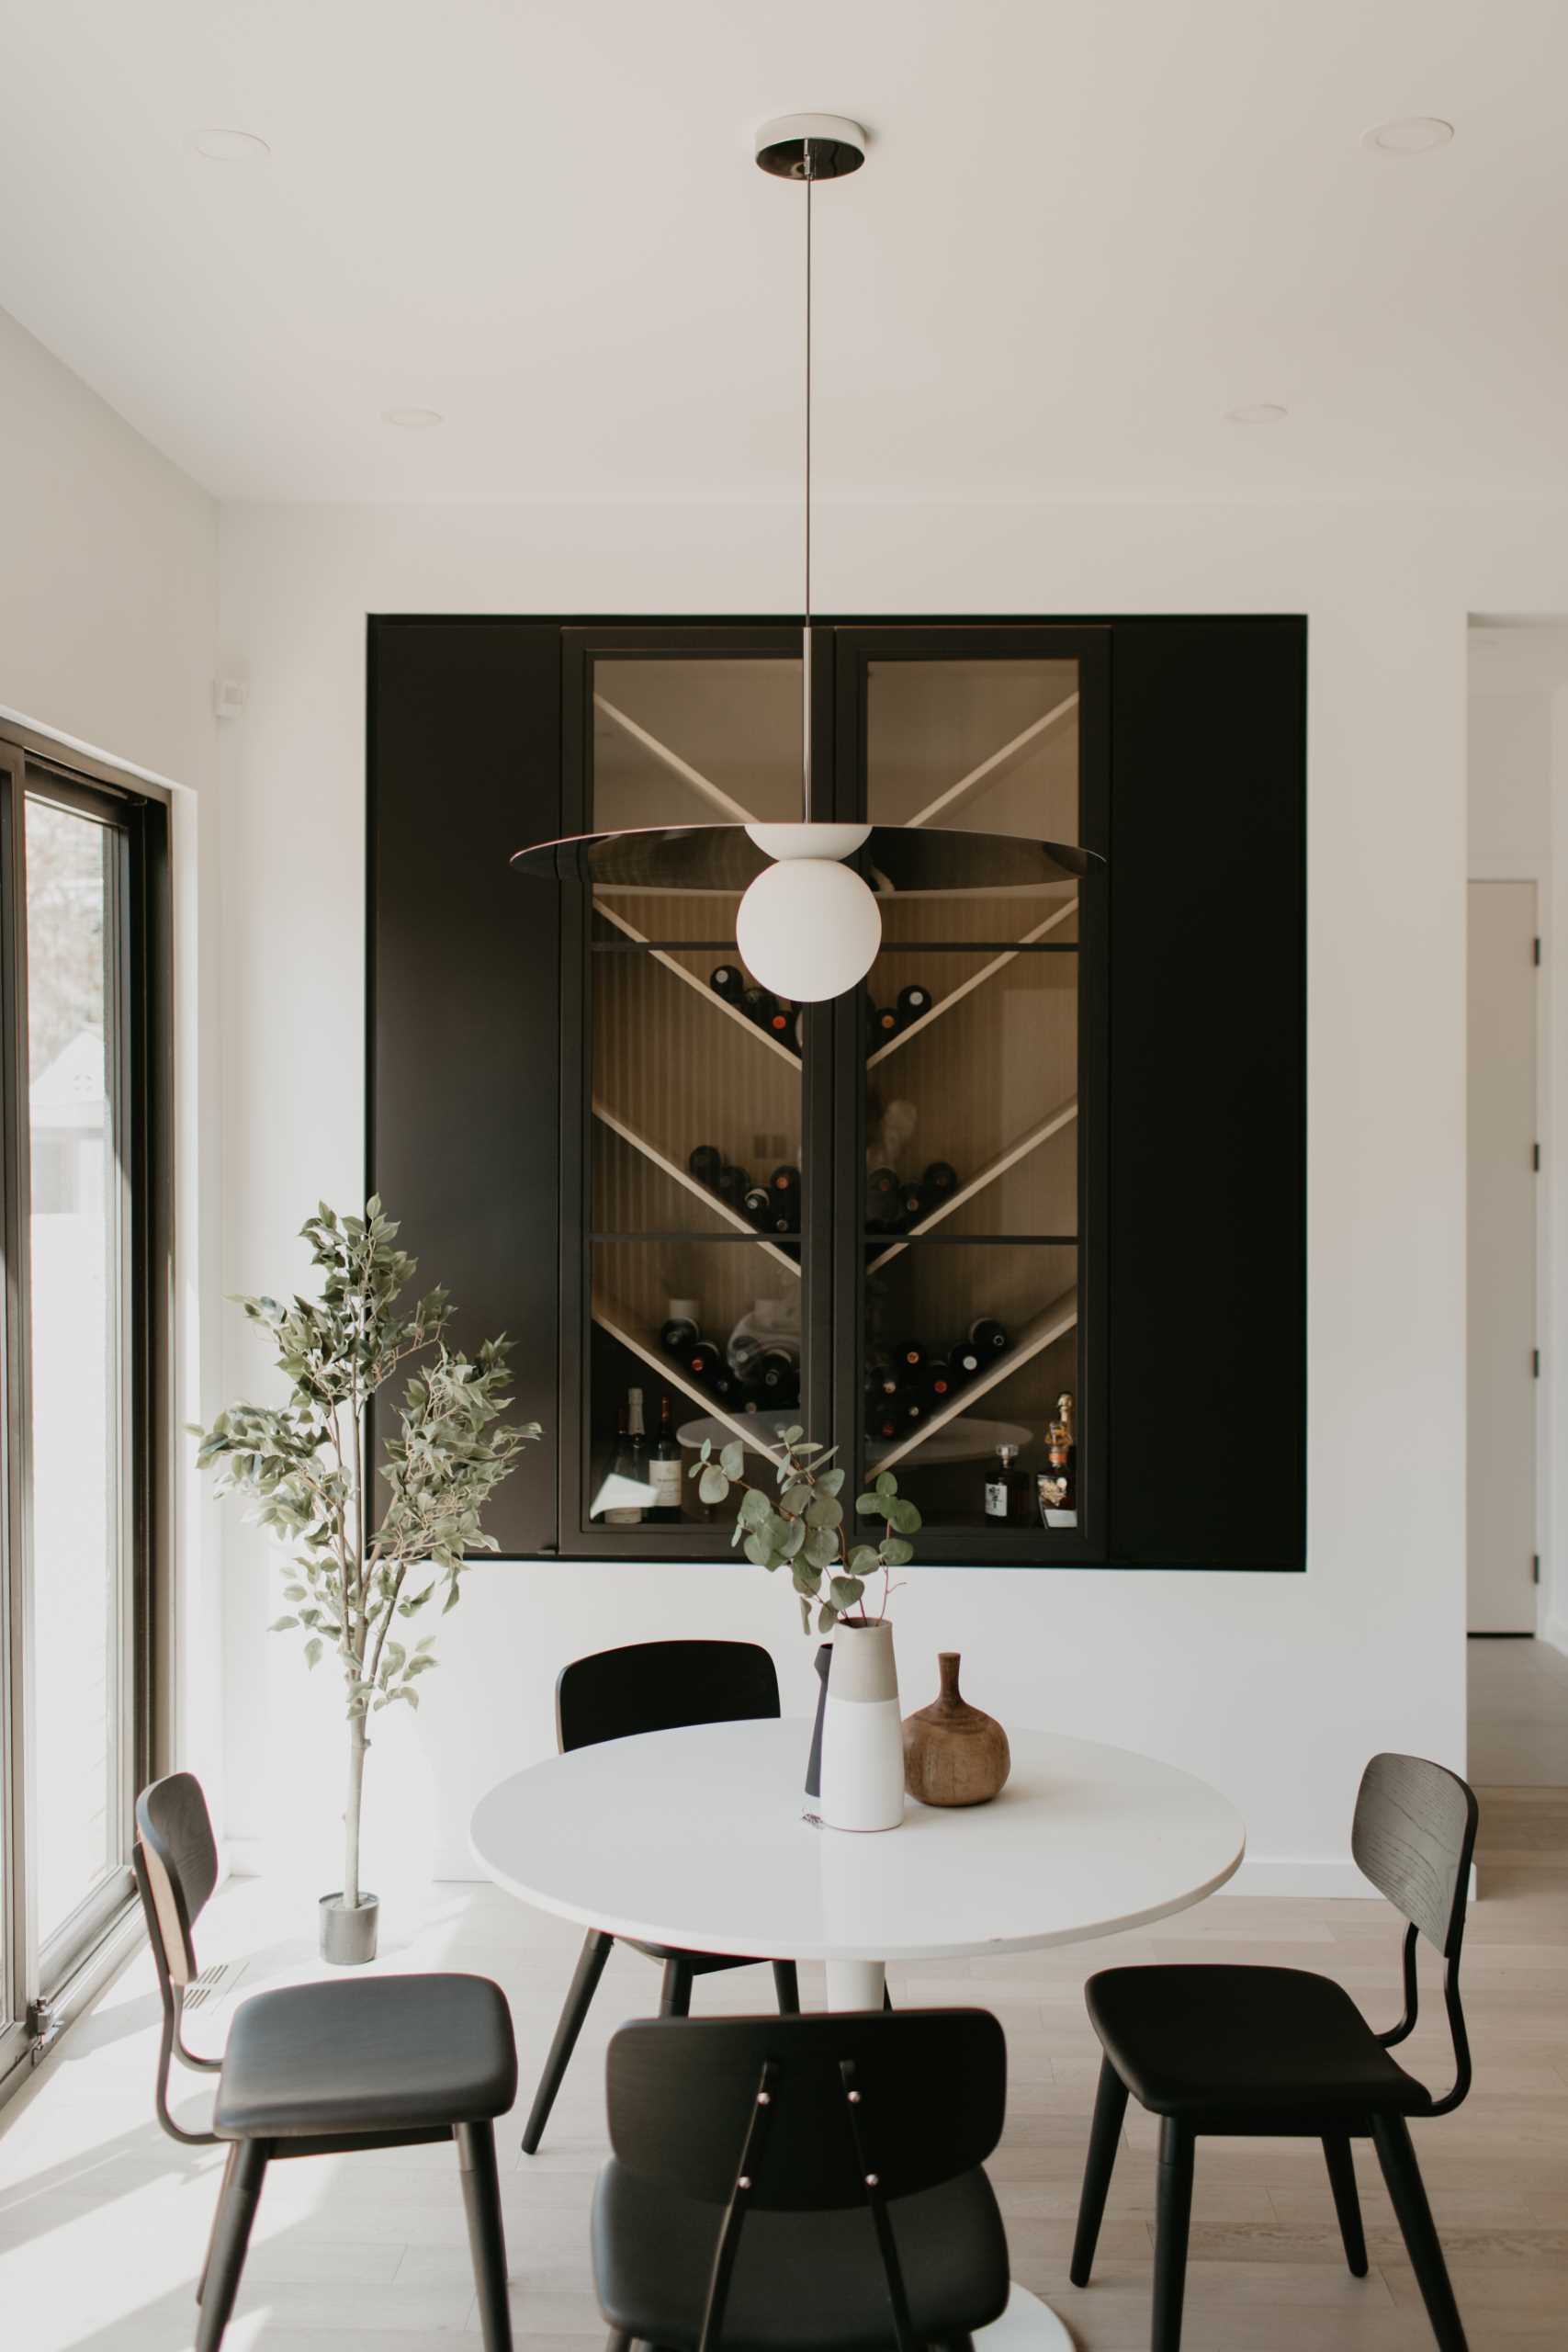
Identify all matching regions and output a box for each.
[368,615,1305,1570]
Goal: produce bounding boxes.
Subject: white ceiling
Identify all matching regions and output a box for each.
[3,1,1568,503]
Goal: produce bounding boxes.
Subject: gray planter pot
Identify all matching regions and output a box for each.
[319,1891,379,1965]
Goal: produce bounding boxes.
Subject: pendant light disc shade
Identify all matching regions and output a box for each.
[736,857,883,1003]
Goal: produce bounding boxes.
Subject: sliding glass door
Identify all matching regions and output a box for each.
[0,735,169,2100]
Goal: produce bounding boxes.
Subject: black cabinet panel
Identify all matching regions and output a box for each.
[367,619,561,1555]
[1103,618,1306,1567]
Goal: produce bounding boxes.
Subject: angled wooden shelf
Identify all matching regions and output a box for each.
[592,1098,801,1279]
[905,690,1079,828]
[868,1287,1079,1476]
[593,900,801,1069]
[864,1098,1078,1273]
[594,692,759,823]
[591,1292,786,1465]
[866,895,1078,1069]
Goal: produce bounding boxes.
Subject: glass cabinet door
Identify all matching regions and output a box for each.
[840,637,1106,1556]
[568,637,819,1546]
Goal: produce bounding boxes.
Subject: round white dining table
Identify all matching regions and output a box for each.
[472,1719,1245,2352]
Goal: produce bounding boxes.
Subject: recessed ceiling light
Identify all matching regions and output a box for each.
[191,127,270,162]
[1363,117,1454,155]
[383,408,445,430]
[1226,402,1288,426]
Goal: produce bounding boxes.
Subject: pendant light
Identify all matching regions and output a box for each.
[512,114,1101,986]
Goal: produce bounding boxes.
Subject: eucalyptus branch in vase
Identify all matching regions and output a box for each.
[694,1424,922,1633]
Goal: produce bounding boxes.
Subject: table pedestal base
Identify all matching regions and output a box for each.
[823,1957,886,2009]
[977,2283,1075,2349]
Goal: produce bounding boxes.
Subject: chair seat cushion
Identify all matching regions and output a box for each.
[1086,1964,1433,2119]
[592,2155,1010,2352]
[215,1972,516,2141]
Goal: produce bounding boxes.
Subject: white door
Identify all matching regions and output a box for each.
[1467,880,1539,1633]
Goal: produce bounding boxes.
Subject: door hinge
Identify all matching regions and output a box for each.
[1533,1554,1541,1586]
[1535,935,1543,966]
[25,1996,62,2062]
[1533,1348,1541,1379]
[1534,1142,1542,1172]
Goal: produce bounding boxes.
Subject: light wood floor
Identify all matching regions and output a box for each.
[2,1787,1565,2350]
[1468,1635,1568,1785]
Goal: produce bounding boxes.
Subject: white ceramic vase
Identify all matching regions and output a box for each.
[816,1619,905,1834]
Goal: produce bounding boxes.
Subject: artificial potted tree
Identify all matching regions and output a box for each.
[197,1200,538,1962]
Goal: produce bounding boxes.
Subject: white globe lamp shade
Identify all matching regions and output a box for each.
[735,857,883,1003]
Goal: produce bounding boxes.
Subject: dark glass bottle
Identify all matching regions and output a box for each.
[984,1441,1029,1525]
[867,1404,901,1442]
[951,1341,982,1382]
[923,1159,958,1200]
[872,1005,901,1043]
[897,982,933,1023]
[686,1343,720,1389]
[898,1184,928,1228]
[660,1313,700,1353]
[688,1143,723,1190]
[924,1354,955,1403]
[708,963,745,1005]
[893,1339,927,1375]
[765,1000,798,1047]
[648,1394,682,1524]
[741,1184,773,1229]
[604,1389,647,1527]
[769,1164,801,1233]
[740,985,778,1029]
[969,1315,1009,1356]
[865,1351,900,1398]
[754,1345,799,1402]
[866,1166,900,1228]
[716,1163,750,1208]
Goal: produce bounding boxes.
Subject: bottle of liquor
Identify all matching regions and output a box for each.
[660,1310,700,1353]
[969,1315,1010,1357]
[985,1442,1028,1524]
[604,1391,648,1526]
[1040,1390,1078,1526]
[897,982,933,1024]
[740,984,778,1029]
[648,1394,683,1524]
[688,1143,723,1190]
[708,963,745,1005]
[922,1159,958,1201]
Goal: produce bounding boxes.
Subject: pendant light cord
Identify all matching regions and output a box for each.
[801,145,814,820]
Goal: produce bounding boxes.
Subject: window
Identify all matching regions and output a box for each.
[0,732,172,2104]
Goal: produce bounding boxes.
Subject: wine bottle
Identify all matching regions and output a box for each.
[741,1184,773,1229]
[604,1390,647,1526]
[717,1163,750,1208]
[925,1354,955,1402]
[893,1339,927,1375]
[951,1341,982,1382]
[985,1441,1028,1524]
[766,1001,798,1049]
[688,1143,723,1189]
[708,963,745,1005]
[740,985,778,1029]
[922,1159,958,1200]
[866,1352,900,1398]
[897,982,933,1024]
[867,1404,901,1442]
[769,1163,801,1233]
[685,1342,720,1389]
[872,1005,900,1043]
[969,1315,1009,1355]
[648,1394,683,1523]
[660,1313,700,1353]
[898,1183,928,1228]
[754,1345,798,1399]
[866,1166,900,1228]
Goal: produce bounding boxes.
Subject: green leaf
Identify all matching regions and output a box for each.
[743,1532,779,1568]
[805,1494,842,1531]
[780,1425,804,1445]
[854,1492,883,1516]
[817,1602,839,1634]
[798,1595,812,1634]
[817,1467,846,1498]
[792,1560,822,1598]
[269,1614,299,1632]
[846,1544,881,1577]
[698,1464,731,1506]
[781,1482,812,1517]
[886,1498,922,1535]
[719,1441,745,1479]
[699,1438,713,1462]
[443,1581,462,1612]
[875,1471,897,1499]
[878,1536,914,1567]
[803,1525,839,1571]
[829,1576,864,1611]
[304,1637,323,1668]
[776,1514,805,1559]
[738,1487,772,1530]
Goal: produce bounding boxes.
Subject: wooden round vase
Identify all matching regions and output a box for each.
[902,1652,1010,1807]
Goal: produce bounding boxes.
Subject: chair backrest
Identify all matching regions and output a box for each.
[556,1639,780,1754]
[134,1771,219,1990]
[1351,1752,1478,1960]
[605,2009,1006,2211]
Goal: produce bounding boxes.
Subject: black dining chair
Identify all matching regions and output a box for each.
[594,2007,1010,2352]
[1069,1751,1480,2352]
[133,1772,519,2352]
[521,1638,802,2154]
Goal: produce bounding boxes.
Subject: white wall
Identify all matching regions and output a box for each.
[217,490,1568,1904]
[0,300,224,1802]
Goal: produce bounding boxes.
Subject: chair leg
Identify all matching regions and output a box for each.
[604,2334,635,2352]
[458,2120,513,2352]
[1371,2115,1469,2351]
[660,1955,693,2017]
[883,1982,893,2012]
[1151,2118,1194,2352]
[1323,2132,1369,2277]
[194,2140,267,2352]
[195,2143,237,2304]
[1070,2054,1130,2288]
[522,1927,615,2154]
[772,1960,800,2016]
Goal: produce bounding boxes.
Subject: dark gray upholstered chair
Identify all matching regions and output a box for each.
[134,1772,519,2352]
[1069,1752,1480,2352]
[593,2008,1010,2352]
[521,1639,802,2154]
